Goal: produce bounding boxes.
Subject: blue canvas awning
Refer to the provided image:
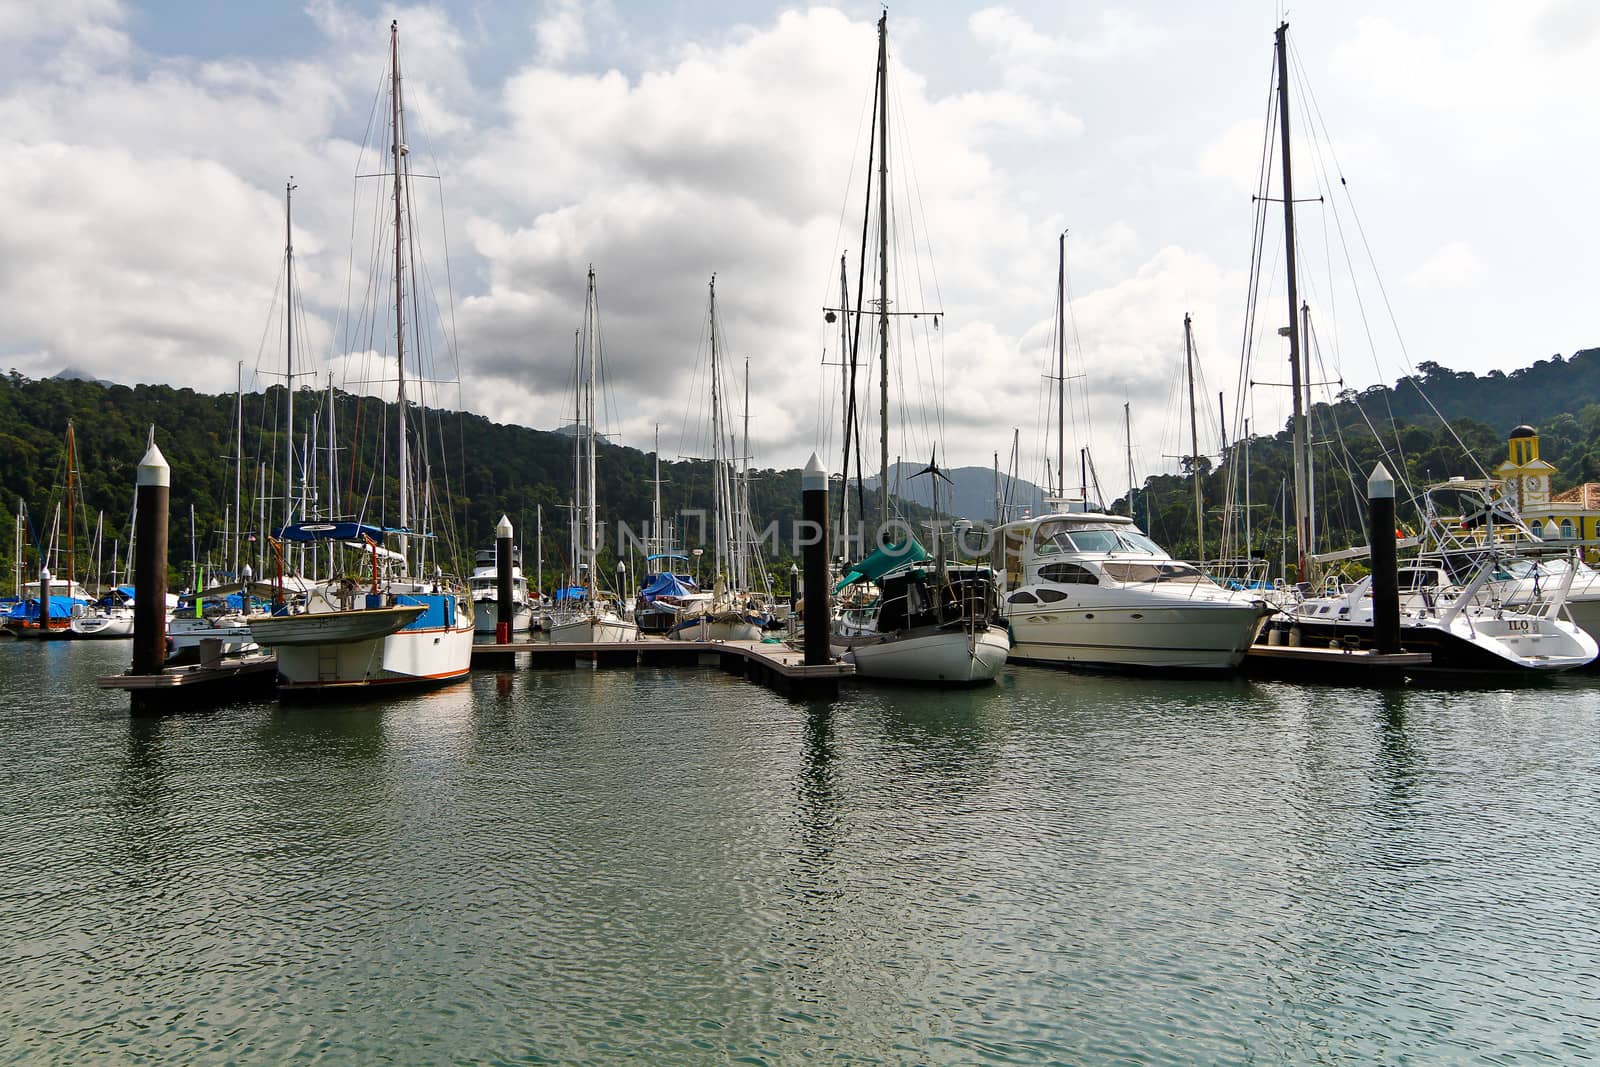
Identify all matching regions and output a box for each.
[639,572,698,600]
[275,521,420,543]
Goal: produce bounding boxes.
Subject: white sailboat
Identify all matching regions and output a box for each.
[669,277,772,643]
[545,267,638,645]
[250,20,474,693]
[822,14,1007,684]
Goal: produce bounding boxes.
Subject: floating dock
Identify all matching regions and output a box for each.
[1242,643,1432,683]
[472,637,853,698]
[97,651,280,713]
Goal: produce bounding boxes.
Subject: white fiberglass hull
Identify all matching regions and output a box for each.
[1006,602,1266,672]
[838,626,1009,684]
[473,599,535,634]
[668,613,764,643]
[545,611,638,644]
[256,596,475,692]
[70,612,134,639]
[168,614,258,657]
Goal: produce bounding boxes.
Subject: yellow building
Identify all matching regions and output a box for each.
[1498,424,1600,560]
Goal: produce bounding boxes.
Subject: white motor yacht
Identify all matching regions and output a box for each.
[996,512,1270,672]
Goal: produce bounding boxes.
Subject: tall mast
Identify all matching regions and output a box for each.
[838,253,852,557]
[285,179,297,534]
[585,269,598,599]
[571,327,580,585]
[1302,300,1316,558]
[1057,231,1066,498]
[66,421,76,590]
[1275,21,1308,580]
[233,360,242,579]
[708,275,725,588]
[1184,313,1204,561]
[390,20,410,568]
[740,356,751,592]
[876,11,890,534]
[1124,402,1134,518]
[651,423,662,555]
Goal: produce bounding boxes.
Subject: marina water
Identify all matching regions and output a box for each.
[4,641,1598,1063]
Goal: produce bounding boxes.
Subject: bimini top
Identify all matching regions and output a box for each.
[276,521,421,543]
[835,539,930,592]
[639,572,699,600]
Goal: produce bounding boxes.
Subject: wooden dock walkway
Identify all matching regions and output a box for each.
[471,636,853,698]
[97,651,280,713]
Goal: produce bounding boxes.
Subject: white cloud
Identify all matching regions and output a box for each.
[1405,241,1487,288]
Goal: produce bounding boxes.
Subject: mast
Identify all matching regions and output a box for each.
[708,275,726,590]
[740,356,751,593]
[585,268,599,600]
[66,421,76,591]
[876,11,890,535]
[390,20,410,570]
[1057,231,1066,498]
[570,328,580,588]
[1184,313,1204,560]
[1275,21,1309,580]
[651,423,662,556]
[1124,402,1134,518]
[1302,300,1316,558]
[838,253,852,557]
[284,179,297,535]
[233,360,242,579]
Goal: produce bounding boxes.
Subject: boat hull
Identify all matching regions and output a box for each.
[70,612,134,639]
[1273,614,1596,675]
[472,600,535,634]
[250,605,425,646]
[257,596,475,693]
[837,626,1009,684]
[667,611,764,643]
[546,612,638,644]
[1006,602,1265,672]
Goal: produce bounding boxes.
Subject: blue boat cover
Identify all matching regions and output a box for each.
[553,585,588,602]
[276,521,418,543]
[639,572,699,600]
[834,539,930,592]
[6,597,90,621]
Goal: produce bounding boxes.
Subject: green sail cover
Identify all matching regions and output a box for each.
[834,539,930,592]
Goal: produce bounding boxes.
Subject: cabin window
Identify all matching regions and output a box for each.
[996,530,1027,588]
[1035,588,1069,603]
[1099,561,1210,585]
[1038,562,1098,585]
[1561,519,1576,540]
[1007,590,1039,605]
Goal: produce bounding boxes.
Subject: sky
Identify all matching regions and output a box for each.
[3,0,1596,495]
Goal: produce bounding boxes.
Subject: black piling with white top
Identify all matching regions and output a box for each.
[495,514,514,644]
[133,442,170,676]
[802,453,831,668]
[1368,462,1401,655]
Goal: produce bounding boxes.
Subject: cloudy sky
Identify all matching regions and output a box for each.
[4,0,1595,493]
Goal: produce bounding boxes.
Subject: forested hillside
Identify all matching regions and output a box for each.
[2,346,1596,588]
[1126,347,1600,566]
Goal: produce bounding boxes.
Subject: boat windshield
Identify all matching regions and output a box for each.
[1099,561,1211,585]
[1033,520,1165,557]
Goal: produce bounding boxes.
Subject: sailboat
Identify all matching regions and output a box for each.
[544,268,639,645]
[5,426,95,639]
[634,426,710,635]
[669,277,772,643]
[249,20,474,693]
[822,14,1008,684]
[1241,23,1593,676]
